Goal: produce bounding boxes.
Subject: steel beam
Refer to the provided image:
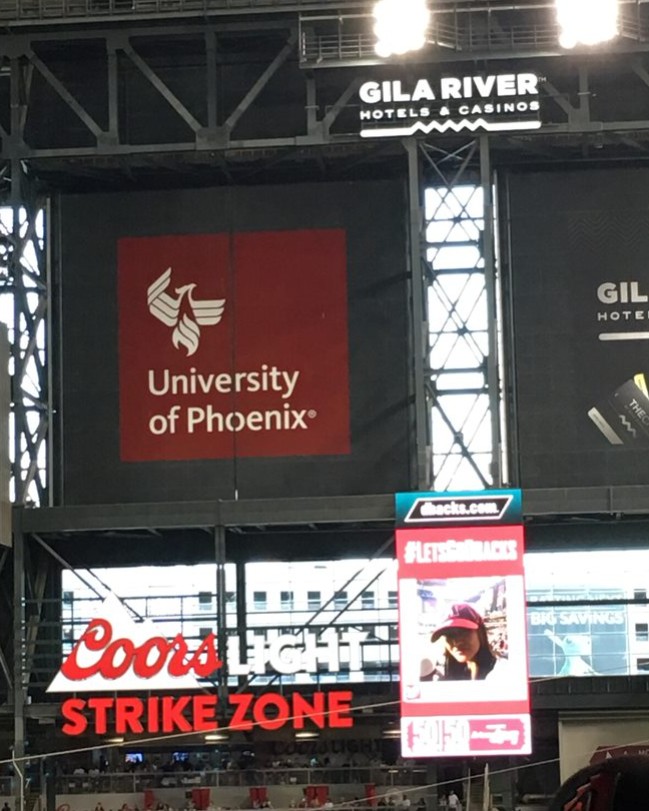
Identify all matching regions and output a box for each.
[12,515,24,762]
[405,138,430,490]
[3,161,48,507]
[223,31,296,134]
[123,41,204,133]
[16,485,649,535]
[480,134,502,487]
[2,33,649,163]
[27,50,105,139]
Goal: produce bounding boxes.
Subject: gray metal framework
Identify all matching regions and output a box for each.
[18,485,649,533]
[1,26,649,163]
[1,163,48,508]
[2,0,649,782]
[4,20,649,516]
[418,137,502,491]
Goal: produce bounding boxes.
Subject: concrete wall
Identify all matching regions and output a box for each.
[558,711,649,781]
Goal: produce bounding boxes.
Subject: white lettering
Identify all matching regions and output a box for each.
[597,282,649,305]
[359,81,381,104]
[411,79,435,101]
[148,365,300,399]
[392,80,410,102]
[473,75,496,97]
[406,538,519,564]
[227,629,368,676]
[441,77,462,99]
[518,73,538,95]
[497,74,517,95]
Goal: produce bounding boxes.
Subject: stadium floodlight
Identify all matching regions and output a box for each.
[373,0,430,58]
[555,0,618,49]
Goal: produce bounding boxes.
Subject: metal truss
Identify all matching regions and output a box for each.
[0,162,48,508]
[418,137,502,491]
[1,27,649,170]
[1,15,649,515]
[0,23,372,165]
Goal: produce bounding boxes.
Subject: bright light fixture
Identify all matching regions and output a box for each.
[555,0,618,49]
[373,0,430,58]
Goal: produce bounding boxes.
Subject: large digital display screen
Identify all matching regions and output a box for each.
[396,491,531,757]
[507,167,649,488]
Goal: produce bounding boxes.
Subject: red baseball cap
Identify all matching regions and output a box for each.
[431,603,484,642]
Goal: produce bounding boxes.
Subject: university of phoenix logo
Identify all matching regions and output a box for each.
[147,268,226,357]
[47,594,221,693]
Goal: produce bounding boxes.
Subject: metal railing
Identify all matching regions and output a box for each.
[299,3,649,66]
[0,0,371,23]
[54,767,428,794]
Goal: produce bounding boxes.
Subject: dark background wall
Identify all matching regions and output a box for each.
[56,180,412,505]
[507,167,649,489]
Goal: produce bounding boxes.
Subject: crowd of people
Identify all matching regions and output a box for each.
[78,796,435,811]
[56,753,421,793]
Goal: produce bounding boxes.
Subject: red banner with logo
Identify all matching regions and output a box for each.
[118,231,349,461]
[396,525,531,756]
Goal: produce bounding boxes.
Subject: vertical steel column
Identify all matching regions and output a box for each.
[214,524,228,705]
[205,30,218,135]
[45,199,54,507]
[405,138,431,490]
[480,135,502,487]
[10,156,25,506]
[107,40,119,145]
[12,513,25,790]
[5,56,49,508]
[235,561,246,686]
[423,139,500,490]
[9,56,26,506]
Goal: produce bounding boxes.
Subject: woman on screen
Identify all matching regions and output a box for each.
[423,603,504,681]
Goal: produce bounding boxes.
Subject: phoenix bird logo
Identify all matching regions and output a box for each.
[147,268,226,357]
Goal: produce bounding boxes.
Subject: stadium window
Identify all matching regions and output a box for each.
[198,592,213,611]
[637,658,649,672]
[635,623,649,643]
[63,591,73,604]
[634,589,647,601]
[253,591,267,611]
[307,591,321,610]
[280,591,295,610]
[334,590,348,609]
[362,590,375,609]
[199,627,212,639]
[388,590,398,608]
